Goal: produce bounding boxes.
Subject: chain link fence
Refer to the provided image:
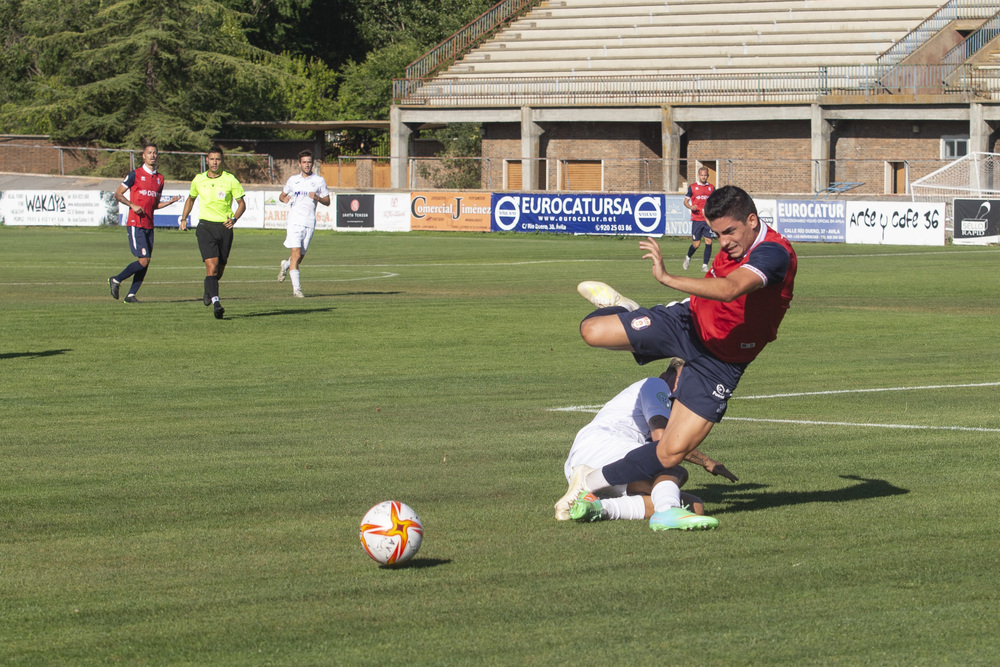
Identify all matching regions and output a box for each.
[0,142,276,184]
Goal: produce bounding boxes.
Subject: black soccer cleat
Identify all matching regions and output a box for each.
[213,301,225,319]
[124,294,140,304]
[109,277,120,300]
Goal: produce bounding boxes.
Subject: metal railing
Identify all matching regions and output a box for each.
[395,64,997,106]
[942,10,1000,69]
[403,0,544,85]
[877,0,997,65]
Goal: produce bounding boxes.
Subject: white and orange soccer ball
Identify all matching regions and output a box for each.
[359,501,423,565]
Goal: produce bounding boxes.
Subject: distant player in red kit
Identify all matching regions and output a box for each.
[683,166,716,272]
[109,143,180,303]
[566,185,796,531]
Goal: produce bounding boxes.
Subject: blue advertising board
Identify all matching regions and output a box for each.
[775,199,846,242]
[491,193,664,235]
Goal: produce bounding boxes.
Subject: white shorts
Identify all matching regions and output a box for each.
[283,224,315,253]
[563,425,645,498]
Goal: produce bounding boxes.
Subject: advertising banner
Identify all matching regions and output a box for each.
[953,198,1000,245]
[490,193,664,235]
[775,199,846,242]
[1,190,116,227]
[410,192,492,232]
[663,195,690,236]
[261,190,335,231]
[374,193,410,232]
[845,201,945,246]
[336,194,375,230]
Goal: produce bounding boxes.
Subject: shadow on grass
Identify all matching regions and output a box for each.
[380,558,451,570]
[1,349,71,360]
[700,475,909,515]
[230,307,339,319]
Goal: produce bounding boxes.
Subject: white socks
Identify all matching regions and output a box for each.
[600,495,647,521]
[650,480,682,513]
[289,269,301,291]
[584,469,611,493]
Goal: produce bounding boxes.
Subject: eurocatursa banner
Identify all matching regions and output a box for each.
[490,193,664,235]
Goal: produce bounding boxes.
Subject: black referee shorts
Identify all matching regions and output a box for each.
[196,220,234,263]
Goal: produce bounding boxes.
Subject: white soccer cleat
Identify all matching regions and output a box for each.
[576,281,639,311]
[682,256,691,270]
[278,259,290,282]
[701,263,709,272]
[555,465,596,521]
[292,289,304,298]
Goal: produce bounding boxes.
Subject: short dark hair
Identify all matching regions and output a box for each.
[297,150,313,160]
[207,145,224,157]
[142,142,157,151]
[704,185,757,223]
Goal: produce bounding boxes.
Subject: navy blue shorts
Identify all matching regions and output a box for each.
[617,300,747,422]
[128,226,154,259]
[691,220,714,241]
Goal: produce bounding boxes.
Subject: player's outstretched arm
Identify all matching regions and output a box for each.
[641,236,762,302]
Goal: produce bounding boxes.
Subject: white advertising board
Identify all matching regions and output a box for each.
[845,201,945,246]
[374,193,410,232]
[1,190,116,226]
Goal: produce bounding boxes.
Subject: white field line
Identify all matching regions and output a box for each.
[726,417,1000,433]
[740,382,1000,399]
[549,381,1000,431]
[9,246,1000,272]
[1,271,399,286]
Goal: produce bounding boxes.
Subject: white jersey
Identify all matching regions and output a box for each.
[563,377,674,487]
[283,172,329,228]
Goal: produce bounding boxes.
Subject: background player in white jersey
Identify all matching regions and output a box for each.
[277,150,330,297]
[558,358,737,524]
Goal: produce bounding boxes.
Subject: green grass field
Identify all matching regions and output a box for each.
[2,226,999,665]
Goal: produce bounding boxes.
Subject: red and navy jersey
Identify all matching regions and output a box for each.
[121,165,165,229]
[686,181,715,222]
[690,225,796,363]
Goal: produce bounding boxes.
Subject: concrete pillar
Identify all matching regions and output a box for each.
[313,130,325,162]
[521,106,542,191]
[661,106,683,192]
[390,106,412,190]
[811,103,832,193]
[970,102,990,154]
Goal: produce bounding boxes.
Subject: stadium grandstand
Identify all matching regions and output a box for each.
[391,0,1000,196]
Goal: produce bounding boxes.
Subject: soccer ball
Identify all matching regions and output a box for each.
[359,501,423,565]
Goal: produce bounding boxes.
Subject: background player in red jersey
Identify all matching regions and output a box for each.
[682,166,716,272]
[108,143,180,303]
[566,185,796,531]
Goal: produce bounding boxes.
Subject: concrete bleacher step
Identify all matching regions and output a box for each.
[415,0,945,91]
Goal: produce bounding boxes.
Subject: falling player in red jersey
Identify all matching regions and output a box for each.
[565,185,796,530]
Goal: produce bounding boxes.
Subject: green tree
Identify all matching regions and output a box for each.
[416,123,483,189]
[1,0,304,149]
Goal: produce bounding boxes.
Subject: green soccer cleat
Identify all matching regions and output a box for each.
[569,491,605,522]
[649,507,718,531]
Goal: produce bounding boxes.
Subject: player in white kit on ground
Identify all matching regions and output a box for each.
[558,358,738,524]
[277,150,331,297]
